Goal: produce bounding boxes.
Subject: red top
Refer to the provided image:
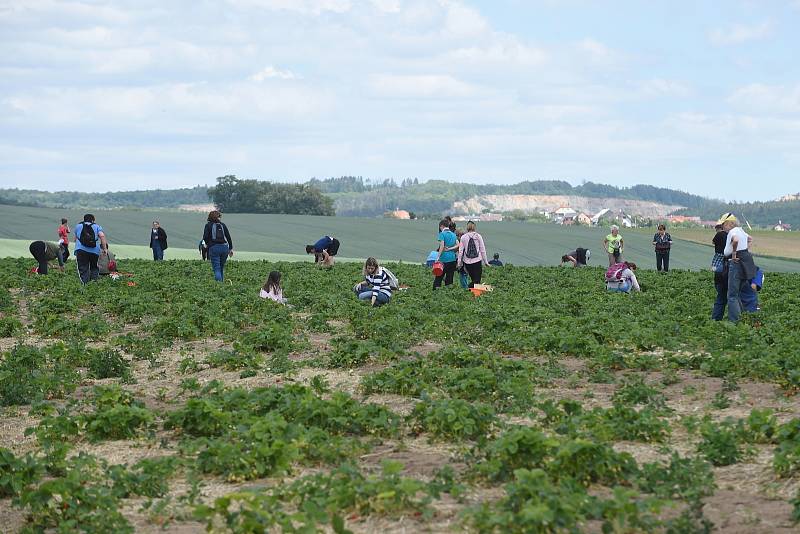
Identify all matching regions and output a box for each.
[57,224,69,244]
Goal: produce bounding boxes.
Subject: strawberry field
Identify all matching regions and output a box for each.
[1,258,800,533]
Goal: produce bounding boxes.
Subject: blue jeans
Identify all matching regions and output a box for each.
[152,241,163,261]
[712,272,727,320]
[727,261,749,322]
[209,244,229,282]
[607,281,631,293]
[355,286,390,306]
[740,283,759,313]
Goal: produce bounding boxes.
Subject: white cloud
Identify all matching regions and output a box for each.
[708,21,772,46]
[249,66,300,81]
[225,0,352,15]
[441,1,488,38]
[639,78,691,98]
[728,83,800,114]
[574,38,627,69]
[368,74,479,98]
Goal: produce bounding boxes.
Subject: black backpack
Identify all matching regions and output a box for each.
[78,222,97,248]
[465,236,479,259]
[210,222,227,244]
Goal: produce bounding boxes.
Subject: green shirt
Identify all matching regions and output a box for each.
[606,233,622,254]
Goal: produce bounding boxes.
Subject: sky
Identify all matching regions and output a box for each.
[1,0,799,201]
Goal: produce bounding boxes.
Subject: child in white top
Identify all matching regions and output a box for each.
[259,271,287,305]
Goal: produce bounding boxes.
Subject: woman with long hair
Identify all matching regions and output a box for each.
[457,220,489,288]
[202,210,233,282]
[354,257,392,306]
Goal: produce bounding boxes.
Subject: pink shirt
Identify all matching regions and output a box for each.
[259,287,286,304]
[457,231,489,265]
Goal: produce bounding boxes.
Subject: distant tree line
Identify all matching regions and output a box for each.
[0,186,210,210]
[208,176,334,216]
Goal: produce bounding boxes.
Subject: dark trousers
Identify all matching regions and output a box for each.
[464,262,483,287]
[712,271,728,320]
[152,240,163,260]
[59,243,70,262]
[656,250,670,272]
[433,261,457,289]
[29,241,49,274]
[76,250,99,284]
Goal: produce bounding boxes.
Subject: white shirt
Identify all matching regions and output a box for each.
[723,226,749,256]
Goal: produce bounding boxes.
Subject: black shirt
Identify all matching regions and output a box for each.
[712,230,727,254]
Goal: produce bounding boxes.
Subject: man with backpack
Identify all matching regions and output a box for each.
[456,221,489,288]
[202,210,233,282]
[73,214,108,285]
[605,261,640,293]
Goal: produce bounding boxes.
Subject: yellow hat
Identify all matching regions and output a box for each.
[716,212,737,225]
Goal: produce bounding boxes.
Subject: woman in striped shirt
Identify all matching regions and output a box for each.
[353,257,392,307]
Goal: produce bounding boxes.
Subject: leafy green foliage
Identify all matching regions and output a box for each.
[0,344,79,406]
[410,397,496,441]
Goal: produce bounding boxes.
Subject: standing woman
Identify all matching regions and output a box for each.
[652,224,672,272]
[202,210,234,282]
[457,221,489,288]
[149,221,168,261]
[433,219,458,289]
[603,225,624,266]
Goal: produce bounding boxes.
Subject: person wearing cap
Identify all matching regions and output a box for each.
[719,213,756,322]
[560,248,590,267]
[603,225,624,266]
[711,223,729,320]
[488,253,503,267]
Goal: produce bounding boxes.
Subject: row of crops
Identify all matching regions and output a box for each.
[1,258,800,532]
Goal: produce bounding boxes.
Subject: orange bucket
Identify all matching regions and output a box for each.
[469,287,486,297]
[432,261,444,277]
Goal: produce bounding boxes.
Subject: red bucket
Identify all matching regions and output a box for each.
[432,261,444,277]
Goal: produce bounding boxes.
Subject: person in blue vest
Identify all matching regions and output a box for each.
[202,210,233,282]
[149,221,168,261]
[306,236,340,267]
[488,253,503,266]
[73,214,109,285]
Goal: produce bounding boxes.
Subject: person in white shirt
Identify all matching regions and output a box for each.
[718,213,756,322]
[606,262,641,293]
[259,271,287,305]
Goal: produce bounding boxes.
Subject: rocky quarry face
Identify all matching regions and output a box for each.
[452,195,685,218]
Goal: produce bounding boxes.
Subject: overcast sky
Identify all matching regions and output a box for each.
[1,0,799,201]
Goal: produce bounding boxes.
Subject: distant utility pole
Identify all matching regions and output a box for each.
[741,212,753,230]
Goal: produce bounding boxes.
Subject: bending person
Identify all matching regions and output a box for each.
[354,257,392,306]
[560,248,590,267]
[606,262,640,293]
[306,235,340,267]
[29,241,64,274]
